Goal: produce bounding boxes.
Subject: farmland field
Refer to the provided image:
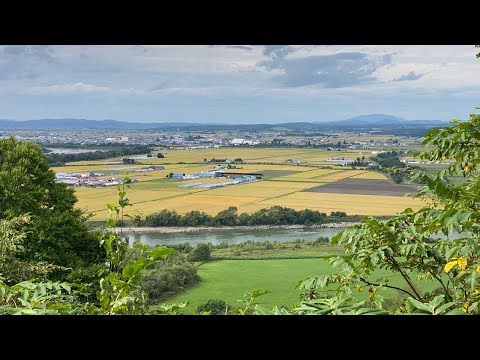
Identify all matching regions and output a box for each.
[304,178,421,196]
[53,147,427,220]
[165,259,440,313]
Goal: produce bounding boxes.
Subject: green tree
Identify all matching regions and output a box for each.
[213,206,238,226]
[0,215,57,285]
[188,243,211,262]
[0,167,186,314]
[145,209,181,226]
[196,299,230,315]
[330,211,347,218]
[0,137,101,272]
[180,210,210,226]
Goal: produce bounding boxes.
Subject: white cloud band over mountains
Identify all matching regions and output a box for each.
[0,45,479,122]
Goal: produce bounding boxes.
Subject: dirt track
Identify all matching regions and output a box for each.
[303,178,420,196]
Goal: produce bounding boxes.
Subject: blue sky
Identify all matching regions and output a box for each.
[0,45,479,123]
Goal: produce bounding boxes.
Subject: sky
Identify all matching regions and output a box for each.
[0,45,479,123]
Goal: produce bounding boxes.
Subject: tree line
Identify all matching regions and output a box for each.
[140,206,356,227]
[368,151,418,184]
[43,144,152,166]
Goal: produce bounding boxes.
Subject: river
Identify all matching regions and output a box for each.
[125,227,344,247]
[125,227,467,247]
[46,147,102,154]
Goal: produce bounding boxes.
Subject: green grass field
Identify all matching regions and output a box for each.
[165,258,440,313]
[211,243,344,260]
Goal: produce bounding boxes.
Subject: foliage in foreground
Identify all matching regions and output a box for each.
[0,181,185,314]
[196,299,231,315]
[0,137,103,277]
[292,110,480,315]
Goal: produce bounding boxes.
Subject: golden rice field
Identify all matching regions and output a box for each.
[315,170,369,182]
[53,147,428,220]
[350,171,388,180]
[256,192,426,216]
[277,168,341,180]
[155,147,363,165]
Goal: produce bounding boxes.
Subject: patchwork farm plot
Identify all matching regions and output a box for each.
[54,147,427,220]
[304,178,421,196]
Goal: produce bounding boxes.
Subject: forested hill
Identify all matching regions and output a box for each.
[0,116,447,136]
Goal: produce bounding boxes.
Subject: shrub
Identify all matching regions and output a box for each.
[140,263,200,302]
[188,243,211,262]
[196,299,230,315]
[311,236,330,246]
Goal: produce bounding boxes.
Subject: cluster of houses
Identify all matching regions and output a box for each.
[55,165,165,187]
[175,170,259,189]
[55,172,138,187]
[286,159,301,164]
[134,165,165,172]
[326,157,355,166]
[230,138,259,145]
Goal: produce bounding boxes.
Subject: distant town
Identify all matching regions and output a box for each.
[1,127,423,150]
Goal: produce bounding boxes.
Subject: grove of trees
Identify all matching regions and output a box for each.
[44,144,151,166]
[143,206,356,227]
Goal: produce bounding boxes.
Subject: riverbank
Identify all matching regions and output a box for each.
[116,222,359,234]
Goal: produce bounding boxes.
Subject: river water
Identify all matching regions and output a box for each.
[125,227,468,248]
[46,147,102,154]
[126,227,343,247]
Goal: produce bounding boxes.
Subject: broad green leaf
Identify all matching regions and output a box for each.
[406,297,432,313]
[355,308,389,315]
[470,271,478,292]
[435,302,455,314]
[430,295,445,309]
[122,264,135,278]
[149,247,175,260]
[454,270,470,286]
[456,210,472,224]
[446,308,465,315]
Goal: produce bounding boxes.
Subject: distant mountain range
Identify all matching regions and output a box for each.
[0,114,447,132]
[0,119,196,130]
[316,114,446,127]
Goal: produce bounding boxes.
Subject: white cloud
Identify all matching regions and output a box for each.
[0,45,479,122]
[25,82,111,95]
